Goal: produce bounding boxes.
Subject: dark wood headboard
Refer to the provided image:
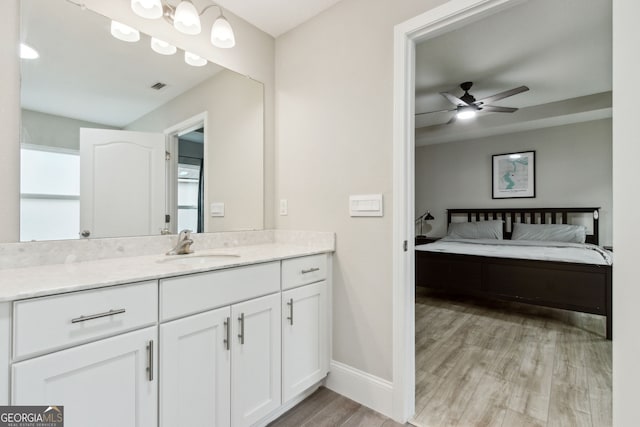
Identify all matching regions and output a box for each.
[447,207,601,245]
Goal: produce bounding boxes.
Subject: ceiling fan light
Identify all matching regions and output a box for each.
[20,43,39,59]
[151,37,177,55]
[174,1,201,35]
[110,20,140,42]
[131,0,163,19]
[211,16,235,48]
[457,109,476,120]
[185,51,207,67]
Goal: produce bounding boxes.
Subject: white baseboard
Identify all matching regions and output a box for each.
[325,360,394,418]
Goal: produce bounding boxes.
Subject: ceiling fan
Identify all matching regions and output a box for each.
[416,81,529,124]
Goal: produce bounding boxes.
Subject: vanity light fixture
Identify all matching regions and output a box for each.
[20,43,39,59]
[130,0,163,19]
[110,20,141,42]
[151,37,177,55]
[130,0,236,48]
[185,51,207,67]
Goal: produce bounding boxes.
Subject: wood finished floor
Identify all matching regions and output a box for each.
[412,288,612,427]
[269,387,407,427]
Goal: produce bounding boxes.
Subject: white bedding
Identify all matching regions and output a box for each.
[415,238,613,266]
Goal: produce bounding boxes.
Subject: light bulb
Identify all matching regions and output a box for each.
[211,16,235,48]
[151,37,177,55]
[456,109,476,120]
[131,0,163,19]
[174,1,201,35]
[185,51,207,67]
[110,21,140,42]
[20,43,39,59]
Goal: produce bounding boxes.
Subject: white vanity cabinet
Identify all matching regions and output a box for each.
[281,281,328,403]
[160,306,231,427]
[11,281,159,427]
[12,327,157,427]
[281,254,329,404]
[159,262,282,427]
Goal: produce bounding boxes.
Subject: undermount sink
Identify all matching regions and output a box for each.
[157,252,241,265]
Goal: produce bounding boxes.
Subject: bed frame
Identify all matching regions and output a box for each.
[415,207,612,339]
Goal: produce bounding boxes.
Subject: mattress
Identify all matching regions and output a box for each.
[415,238,613,266]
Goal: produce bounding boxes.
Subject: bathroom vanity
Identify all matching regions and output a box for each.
[0,230,334,427]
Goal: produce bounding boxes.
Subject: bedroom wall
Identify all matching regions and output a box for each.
[415,119,613,246]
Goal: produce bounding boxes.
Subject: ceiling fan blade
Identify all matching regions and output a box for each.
[440,92,469,107]
[481,105,518,113]
[415,108,456,116]
[477,86,529,104]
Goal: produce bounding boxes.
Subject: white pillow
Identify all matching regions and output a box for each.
[447,220,504,240]
[511,223,587,243]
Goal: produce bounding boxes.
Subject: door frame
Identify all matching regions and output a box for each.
[164,112,208,234]
[391,0,526,422]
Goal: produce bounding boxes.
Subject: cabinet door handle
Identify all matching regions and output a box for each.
[146,340,154,382]
[238,313,245,344]
[71,308,126,323]
[223,317,230,351]
[301,267,320,274]
[287,298,294,325]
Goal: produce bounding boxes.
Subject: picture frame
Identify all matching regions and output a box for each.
[492,150,536,199]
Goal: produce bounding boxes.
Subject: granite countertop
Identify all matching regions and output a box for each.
[0,243,332,302]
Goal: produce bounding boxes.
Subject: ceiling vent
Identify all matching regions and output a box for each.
[150,82,167,90]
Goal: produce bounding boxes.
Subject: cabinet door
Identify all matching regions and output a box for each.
[160,307,231,427]
[12,327,157,427]
[282,281,328,403]
[231,293,281,427]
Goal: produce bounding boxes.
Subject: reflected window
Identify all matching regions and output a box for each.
[20,147,80,241]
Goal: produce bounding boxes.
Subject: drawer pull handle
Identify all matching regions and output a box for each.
[224,317,230,351]
[301,267,320,274]
[287,298,294,325]
[147,340,154,382]
[238,313,245,345]
[71,308,126,323]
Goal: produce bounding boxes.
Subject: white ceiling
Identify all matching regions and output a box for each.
[20,0,224,127]
[415,0,612,145]
[213,0,344,38]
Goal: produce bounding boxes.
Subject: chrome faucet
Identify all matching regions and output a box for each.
[167,229,194,255]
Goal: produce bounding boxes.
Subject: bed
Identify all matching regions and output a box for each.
[415,207,613,340]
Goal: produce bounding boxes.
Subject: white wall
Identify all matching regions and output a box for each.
[612,0,640,425]
[415,119,612,245]
[275,0,447,381]
[22,109,119,151]
[127,69,264,232]
[0,0,20,242]
[0,0,275,242]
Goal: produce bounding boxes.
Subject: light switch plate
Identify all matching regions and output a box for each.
[210,202,225,217]
[349,194,383,217]
[280,199,288,216]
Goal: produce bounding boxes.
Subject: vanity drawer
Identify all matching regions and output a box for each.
[282,254,328,290]
[13,281,157,361]
[160,261,280,322]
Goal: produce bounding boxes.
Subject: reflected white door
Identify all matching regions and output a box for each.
[80,128,165,238]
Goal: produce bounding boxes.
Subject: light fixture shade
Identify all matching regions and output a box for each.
[174,1,201,35]
[151,37,177,55]
[20,43,39,59]
[211,16,235,48]
[185,51,207,67]
[110,20,140,42]
[456,109,476,120]
[131,0,163,19]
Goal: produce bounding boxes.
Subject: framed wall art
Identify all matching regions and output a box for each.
[492,150,536,199]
